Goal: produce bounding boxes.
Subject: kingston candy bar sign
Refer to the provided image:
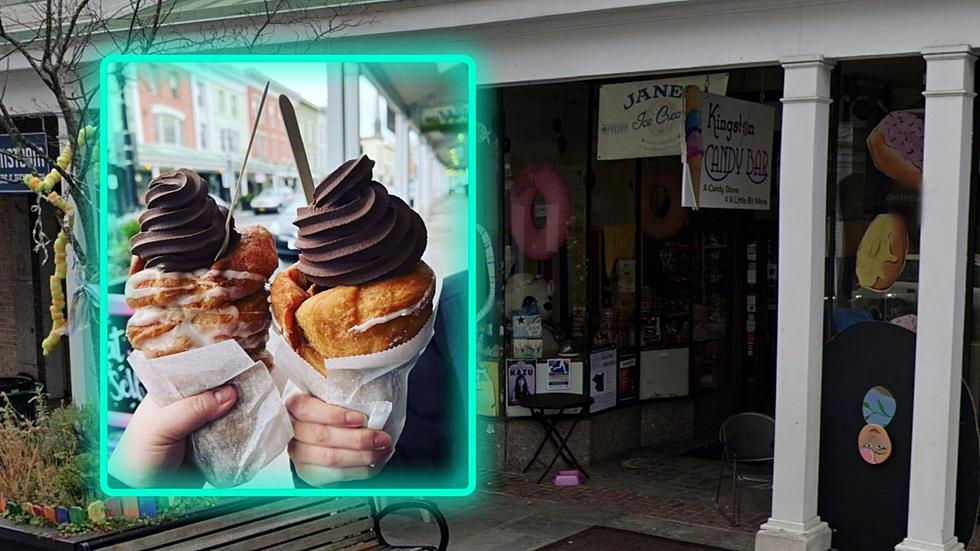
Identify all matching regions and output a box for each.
[696,93,774,210]
[597,74,727,160]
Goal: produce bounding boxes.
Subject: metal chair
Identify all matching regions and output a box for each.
[714,412,775,526]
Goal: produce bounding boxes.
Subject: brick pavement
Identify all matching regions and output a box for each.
[481,447,770,535]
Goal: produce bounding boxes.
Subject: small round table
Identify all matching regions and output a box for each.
[518,393,594,483]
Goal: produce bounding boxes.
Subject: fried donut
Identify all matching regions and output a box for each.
[271,262,435,374]
[126,225,278,311]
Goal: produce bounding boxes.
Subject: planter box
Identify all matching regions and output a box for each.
[0,498,261,551]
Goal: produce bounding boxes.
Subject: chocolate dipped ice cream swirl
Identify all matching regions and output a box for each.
[294,155,427,287]
[131,169,240,272]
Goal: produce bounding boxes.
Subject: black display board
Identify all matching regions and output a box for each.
[819,321,979,549]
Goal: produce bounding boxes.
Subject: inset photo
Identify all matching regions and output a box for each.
[99,55,474,495]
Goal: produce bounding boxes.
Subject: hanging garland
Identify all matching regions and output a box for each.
[22,125,96,356]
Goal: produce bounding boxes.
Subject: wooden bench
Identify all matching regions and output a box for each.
[0,496,448,550]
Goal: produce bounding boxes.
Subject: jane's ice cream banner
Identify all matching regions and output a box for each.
[596,74,728,160]
[681,91,775,210]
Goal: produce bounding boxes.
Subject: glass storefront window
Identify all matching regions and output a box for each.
[502,83,589,360]
[828,58,925,337]
[590,158,637,350]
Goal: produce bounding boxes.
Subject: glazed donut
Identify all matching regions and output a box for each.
[641,159,688,240]
[126,289,272,358]
[126,225,279,310]
[126,224,278,364]
[855,214,908,290]
[867,110,924,191]
[510,167,571,261]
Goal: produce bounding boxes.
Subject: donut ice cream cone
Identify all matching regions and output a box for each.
[684,85,704,207]
[270,155,434,374]
[125,169,278,366]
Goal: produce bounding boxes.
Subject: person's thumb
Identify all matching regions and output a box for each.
[156,386,237,443]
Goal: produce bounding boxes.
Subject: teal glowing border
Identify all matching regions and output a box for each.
[98,54,477,497]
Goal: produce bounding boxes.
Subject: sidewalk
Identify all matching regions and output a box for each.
[385,446,765,550]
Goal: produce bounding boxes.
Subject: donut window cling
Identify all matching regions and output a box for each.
[866,109,924,191]
[855,213,909,290]
[509,166,571,261]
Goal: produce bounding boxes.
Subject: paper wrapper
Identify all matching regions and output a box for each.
[128,340,294,488]
[273,275,442,484]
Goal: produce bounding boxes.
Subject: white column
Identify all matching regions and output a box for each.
[395,112,410,199]
[755,56,834,551]
[326,63,345,169]
[431,155,443,197]
[343,63,361,160]
[417,142,430,217]
[896,45,976,551]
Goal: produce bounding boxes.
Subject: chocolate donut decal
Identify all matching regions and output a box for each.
[641,159,687,241]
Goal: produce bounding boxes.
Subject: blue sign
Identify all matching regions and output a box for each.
[0,132,50,193]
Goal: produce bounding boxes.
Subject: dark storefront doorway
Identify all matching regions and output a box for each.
[0,115,68,400]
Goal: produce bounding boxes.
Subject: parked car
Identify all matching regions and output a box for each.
[267,195,307,260]
[249,187,293,214]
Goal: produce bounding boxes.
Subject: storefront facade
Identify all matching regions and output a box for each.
[319,1,980,549]
[4,0,980,548]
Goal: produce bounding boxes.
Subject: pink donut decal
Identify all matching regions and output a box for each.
[510,166,571,261]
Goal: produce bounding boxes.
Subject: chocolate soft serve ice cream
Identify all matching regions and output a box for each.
[125,169,278,363]
[131,169,240,272]
[271,155,436,371]
[294,156,427,286]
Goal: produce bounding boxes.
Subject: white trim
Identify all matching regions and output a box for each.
[125,66,144,147]
[343,62,361,159]
[149,104,187,120]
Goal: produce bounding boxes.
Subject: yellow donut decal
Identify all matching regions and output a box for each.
[856,214,907,290]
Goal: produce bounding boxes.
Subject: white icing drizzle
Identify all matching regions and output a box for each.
[347,280,435,334]
[125,267,266,305]
[128,306,170,327]
[129,302,267,353]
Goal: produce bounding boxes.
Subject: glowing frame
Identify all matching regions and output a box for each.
[98,53,476,497]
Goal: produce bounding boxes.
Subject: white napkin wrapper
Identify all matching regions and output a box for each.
[274,273,442,484]
[128,339,294,488]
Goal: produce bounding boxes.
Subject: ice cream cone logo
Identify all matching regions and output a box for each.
[684,85,704,207]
